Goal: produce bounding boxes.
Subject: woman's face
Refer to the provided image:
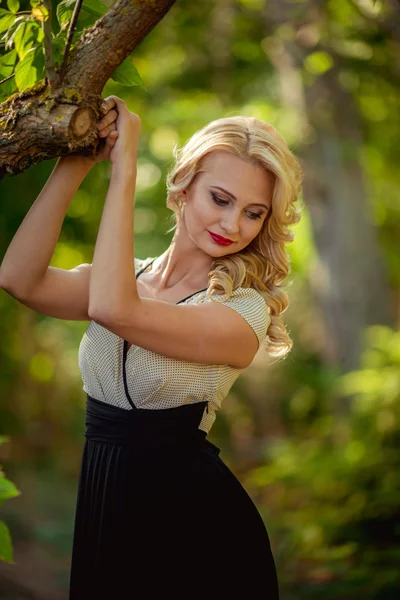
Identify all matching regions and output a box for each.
[179,151,273,256]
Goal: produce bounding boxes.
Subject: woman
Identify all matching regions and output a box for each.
[0,96,302,598]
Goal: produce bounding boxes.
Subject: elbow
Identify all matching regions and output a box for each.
[88,303,131,326]
[0,271,30,300]
[88,306,113,325]
[88,305,103,322]
[0,272,16,296]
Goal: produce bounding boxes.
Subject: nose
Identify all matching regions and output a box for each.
[220,211,240,237]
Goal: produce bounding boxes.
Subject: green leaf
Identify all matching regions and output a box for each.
[7,0,19,14]
[1,15,29,48]
[15,48,37,92]
[57,0,106,29]
[304,51,334,75]
[0,48,17,78]
[36,22,44,43]
[0,9,16,34]
[0,65,18,103]
[55,0,107,34]
[111,56,144,87]
[14,46,44,92]
[14,20,39,60]
[56,0,76,29]
[82,0,108,17]
[0,476,20,505]
[52,34,67,67]
[0,522,13,564]
[52,28,83,66]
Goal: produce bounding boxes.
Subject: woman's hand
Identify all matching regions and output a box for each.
[83,95,141,167]
[98,95,141,172]
[93,97,120,164]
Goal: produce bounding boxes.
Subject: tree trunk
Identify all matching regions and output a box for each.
[263,0,394,373]
[301,70,394,369]
[0,0,176,179]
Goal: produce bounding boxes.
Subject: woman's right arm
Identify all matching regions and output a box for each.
[0,156,94,320]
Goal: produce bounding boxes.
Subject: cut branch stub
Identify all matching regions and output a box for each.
[68,106,94,141]
[0,90,100,178]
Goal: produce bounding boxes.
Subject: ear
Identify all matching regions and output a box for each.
[177,191,187,204]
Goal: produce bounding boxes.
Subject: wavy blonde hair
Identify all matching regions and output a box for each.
[165,116,303,359]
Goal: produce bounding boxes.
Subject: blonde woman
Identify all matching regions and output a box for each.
[0,95,303,598]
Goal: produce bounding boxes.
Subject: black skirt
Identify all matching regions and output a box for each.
[69,395,280,599]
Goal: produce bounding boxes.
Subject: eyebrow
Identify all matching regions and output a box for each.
[211,186,270,210]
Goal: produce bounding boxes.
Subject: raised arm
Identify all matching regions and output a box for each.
[0,100,119,320]
[0,156,94,299]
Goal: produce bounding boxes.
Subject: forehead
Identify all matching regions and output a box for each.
[199,151,274,201]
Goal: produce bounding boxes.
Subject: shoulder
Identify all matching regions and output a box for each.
[225,287,268,304]
[200,286,271,346]
[207,286,269,310]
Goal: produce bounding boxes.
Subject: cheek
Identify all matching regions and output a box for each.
[245,220,263,240]
[191,197,215,223]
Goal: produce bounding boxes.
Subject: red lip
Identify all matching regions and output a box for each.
[208,230,234,245]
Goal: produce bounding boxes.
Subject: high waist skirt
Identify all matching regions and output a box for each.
[69,395,280,599]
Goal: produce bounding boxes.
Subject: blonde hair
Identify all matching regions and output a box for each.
[165,116,304,359]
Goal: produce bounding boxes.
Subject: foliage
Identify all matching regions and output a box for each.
[0,436,20,563]
[0,0,143,102]
[248,326,400,598]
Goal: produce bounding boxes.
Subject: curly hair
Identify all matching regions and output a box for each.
[165,116,304,359]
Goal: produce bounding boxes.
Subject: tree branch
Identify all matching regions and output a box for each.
[41,0,57,90]
[0,0,176,179]
[0,74,15,86]
[58,0,85,85]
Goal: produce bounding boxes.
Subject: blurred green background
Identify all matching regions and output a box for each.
[1,0,400,597]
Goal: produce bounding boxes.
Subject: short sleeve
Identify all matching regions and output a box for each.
[210,287,271,348]
[134,257,143,272]
[134,256,155,274]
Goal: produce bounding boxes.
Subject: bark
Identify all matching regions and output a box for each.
[301,71,394,372]
[0,0,176,179]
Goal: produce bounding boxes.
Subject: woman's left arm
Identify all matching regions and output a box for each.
[88,95,142,320]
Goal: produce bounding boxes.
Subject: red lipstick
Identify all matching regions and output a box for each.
[207,231,234,246]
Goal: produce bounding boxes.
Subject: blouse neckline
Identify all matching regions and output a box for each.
[136,257,208,305]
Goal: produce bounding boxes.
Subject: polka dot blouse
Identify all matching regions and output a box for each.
[78,257,271,434]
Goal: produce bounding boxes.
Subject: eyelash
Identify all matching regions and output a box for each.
[210,192,263,220]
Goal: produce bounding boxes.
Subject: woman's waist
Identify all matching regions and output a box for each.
[84,394,217,451]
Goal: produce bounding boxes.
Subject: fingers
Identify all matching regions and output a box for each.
[105,95,124,109]
[100,96,140,125]
[107,130,118,142]
[101,96,118,112]
[101,96,125,116]
[98,109,118,132]
[98,122,117,138]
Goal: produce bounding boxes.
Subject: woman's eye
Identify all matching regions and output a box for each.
[211,192,228,206]
[211,192,262,220]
